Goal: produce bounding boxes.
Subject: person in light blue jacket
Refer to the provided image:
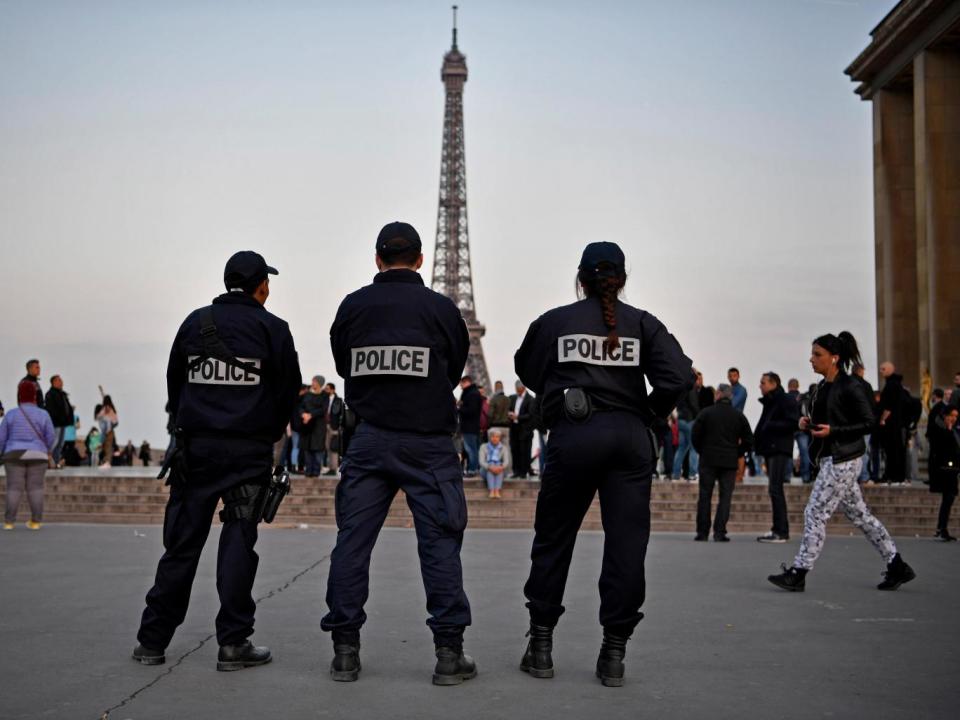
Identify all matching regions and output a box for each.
[1,380,56,529]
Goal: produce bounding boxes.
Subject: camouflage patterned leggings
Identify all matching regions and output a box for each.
[794,456,898,570]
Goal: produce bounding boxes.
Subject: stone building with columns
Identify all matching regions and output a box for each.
[846,0,960,393]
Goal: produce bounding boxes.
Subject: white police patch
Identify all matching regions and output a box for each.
[188,356,262,385]
[351,345,430,378]
[557,335,640,366]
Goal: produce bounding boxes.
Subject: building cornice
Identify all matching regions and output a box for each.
[845,0,960,99]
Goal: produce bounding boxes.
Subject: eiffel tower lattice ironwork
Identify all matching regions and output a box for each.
[431,6,490,391]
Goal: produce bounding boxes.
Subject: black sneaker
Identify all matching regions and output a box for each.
[432,647,477,686]
[132,644,165,666]
[713,533,730,543]
[767,564,806,592]
[216,641,272,671]
[520,623,554,679]
[877,554,916,591]
[693,534,708,542]
[935,529,958,542]
[757,532,788,543]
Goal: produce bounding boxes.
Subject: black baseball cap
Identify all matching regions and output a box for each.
[376,221,422,258]
[224,251,278,290]
[579,242,625,277]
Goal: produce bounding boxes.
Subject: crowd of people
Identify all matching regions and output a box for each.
[0,359,154,529]
[3,354,958,540]
[274,371,545,497]
[454,377,538,497]
[446,363,960,541]
[275,376,343,478]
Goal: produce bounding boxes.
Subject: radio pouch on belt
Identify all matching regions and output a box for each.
[340,405,358,457]
[186,306,263,379]
[562,388,593,423]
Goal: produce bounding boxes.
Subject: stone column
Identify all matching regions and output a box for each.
[914,49,960,388]
[872,88,919,386]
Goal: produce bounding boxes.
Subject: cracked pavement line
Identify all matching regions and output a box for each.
[99,553,331,720]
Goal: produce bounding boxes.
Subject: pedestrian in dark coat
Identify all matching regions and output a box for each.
[45,375,74,467]
[458,377,483,475]
[877,363,908,483]
[691,385,753,541]
[754,373,800,542]
[508,383,535,478]
[21,359,45,409]
[928,405,960,541]
[138,441,152,466]
[927,390,947,439]
[300,376,328,477]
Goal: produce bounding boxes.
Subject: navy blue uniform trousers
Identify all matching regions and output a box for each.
[525,411,654,636]
[321,423,471,645]
[138,437,271,649]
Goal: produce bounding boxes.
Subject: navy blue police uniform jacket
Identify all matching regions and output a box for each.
[330,269,470,435]
[514,296,693,426]
[167,292,302,443]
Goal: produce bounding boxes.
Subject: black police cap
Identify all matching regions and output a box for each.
[579,242,625,277]
[376,221,422,258]
[224,251,278,290]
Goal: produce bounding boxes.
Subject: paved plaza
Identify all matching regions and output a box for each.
[0,524,957,720]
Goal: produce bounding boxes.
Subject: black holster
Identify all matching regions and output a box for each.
[218,466,291,524]
[261,466,291,524]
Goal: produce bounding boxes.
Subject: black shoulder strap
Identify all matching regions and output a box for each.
[186,306,263,376]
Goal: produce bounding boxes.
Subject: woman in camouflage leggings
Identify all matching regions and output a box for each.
[768,332,916,592]
[794,456,897,569]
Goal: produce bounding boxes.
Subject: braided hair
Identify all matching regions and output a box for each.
[577,263,627,351]
[812,331,862,374]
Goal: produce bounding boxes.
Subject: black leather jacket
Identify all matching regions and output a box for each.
[809,372,874,465]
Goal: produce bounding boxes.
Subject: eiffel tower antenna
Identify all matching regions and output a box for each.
[452,5,458,49]
[431,7,490,390]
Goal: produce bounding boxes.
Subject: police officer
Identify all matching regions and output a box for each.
[133,251,301,671]
[321,221,476,686]
[514,242,692,687]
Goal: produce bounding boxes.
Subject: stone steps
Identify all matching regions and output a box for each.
[2,473,942,536]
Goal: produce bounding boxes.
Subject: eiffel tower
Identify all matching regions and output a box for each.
[431,5,490,391]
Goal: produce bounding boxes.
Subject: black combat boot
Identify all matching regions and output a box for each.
[767,564,807,592]
[131,643,165,666]
[520,623,554,679]
[432,645,477,686]
[216,640,272,671]
[595,629,630,687]
[877,553,916,591]
[330,630,361,682]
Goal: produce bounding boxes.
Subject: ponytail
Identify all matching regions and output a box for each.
[577,264,627,352]
[812,331,862,373]
[837,331,862,372]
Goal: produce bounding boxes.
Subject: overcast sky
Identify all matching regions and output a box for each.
[1,0,892,444]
